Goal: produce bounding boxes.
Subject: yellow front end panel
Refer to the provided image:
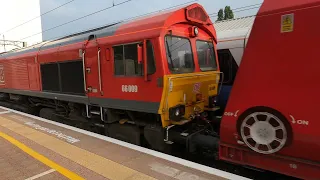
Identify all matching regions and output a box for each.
[158,71,220,127]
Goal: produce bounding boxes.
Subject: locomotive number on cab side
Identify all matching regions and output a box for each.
[121,85,138,93]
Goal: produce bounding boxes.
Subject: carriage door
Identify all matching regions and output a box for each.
[83,34,103,99]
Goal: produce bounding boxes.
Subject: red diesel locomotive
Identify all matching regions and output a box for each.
[0,1,319,179]
[0,3,221,153]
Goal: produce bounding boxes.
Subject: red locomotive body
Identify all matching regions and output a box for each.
[0,3,221,156]
[0,3,218,114]
[219,0,320,179]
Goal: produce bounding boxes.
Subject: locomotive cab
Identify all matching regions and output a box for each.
[111,4,222,151]
[157,5,220,129]
[134,4,223,152]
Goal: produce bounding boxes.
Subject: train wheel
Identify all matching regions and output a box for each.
[240,111,287,154]
[39,108,55,120]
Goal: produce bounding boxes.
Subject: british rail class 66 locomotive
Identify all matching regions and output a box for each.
[0,3,221,153]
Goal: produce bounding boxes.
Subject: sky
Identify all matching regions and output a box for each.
[39,0,263,41]
[1,0,264,46]
[0,0,42,52]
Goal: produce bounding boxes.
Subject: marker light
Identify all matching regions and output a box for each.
[194,27,199,35]
[175,108,180,116]
[189,26,199,37]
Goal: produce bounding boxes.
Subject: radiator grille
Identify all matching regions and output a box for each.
[40,63,60,92]
[40,60,85,96]
[60,61,84,95]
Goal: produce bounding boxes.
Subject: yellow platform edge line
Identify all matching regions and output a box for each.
[0,131,85,180]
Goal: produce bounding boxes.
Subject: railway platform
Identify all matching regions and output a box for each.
[0,106,250,180]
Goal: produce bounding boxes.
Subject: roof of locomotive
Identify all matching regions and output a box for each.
[1,3,206,59]
[0,21,127,59]
[0,22,119,58]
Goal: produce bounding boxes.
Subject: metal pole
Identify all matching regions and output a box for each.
[3,35,5,52]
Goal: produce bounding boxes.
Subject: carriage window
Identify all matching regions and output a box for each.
[217,49,238,85]
[113,43,140,76]
[196,40,217,71]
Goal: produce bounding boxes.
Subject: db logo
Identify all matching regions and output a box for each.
[193,83,201,93]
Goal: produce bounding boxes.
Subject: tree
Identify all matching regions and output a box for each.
[217,9,224,21]
[216,6,234,22]
[224,6,234,20]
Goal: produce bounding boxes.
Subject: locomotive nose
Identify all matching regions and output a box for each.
[160,73,220,126]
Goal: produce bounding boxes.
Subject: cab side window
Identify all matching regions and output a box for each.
[114,46,124,75]
[113,40,156,76]
[113,43,140,76]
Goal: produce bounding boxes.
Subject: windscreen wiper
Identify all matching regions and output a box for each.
[165,39,174,67]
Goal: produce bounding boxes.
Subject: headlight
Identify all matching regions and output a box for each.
[175,108,180,116]
[189,26,199,37]
[194,27,199,35]
[208,96,217,108]
[169,104,185,121]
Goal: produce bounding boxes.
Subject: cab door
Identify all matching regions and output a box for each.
[83,34,102,98]
[97,45,112,98]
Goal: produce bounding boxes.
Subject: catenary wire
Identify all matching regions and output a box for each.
[208,3,262,15]
[21,0,198,42]
[0,0,76,34]
[18,0,134,41]
[210,6,261,18]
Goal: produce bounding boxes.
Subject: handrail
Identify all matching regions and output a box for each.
[97,48,103,95]
[82,51,87,93]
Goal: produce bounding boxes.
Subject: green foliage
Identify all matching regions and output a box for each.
[224,6,234,20]
[217,9,224,21]
[216,6,234,22]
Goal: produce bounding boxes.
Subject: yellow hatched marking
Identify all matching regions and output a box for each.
[0,117,156,180]
[0,131,84,180]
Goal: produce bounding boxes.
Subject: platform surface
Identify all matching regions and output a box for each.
[0,106,251,180]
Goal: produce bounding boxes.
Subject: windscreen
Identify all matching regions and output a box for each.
[165,35,195,74]
[196,40,217,71]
